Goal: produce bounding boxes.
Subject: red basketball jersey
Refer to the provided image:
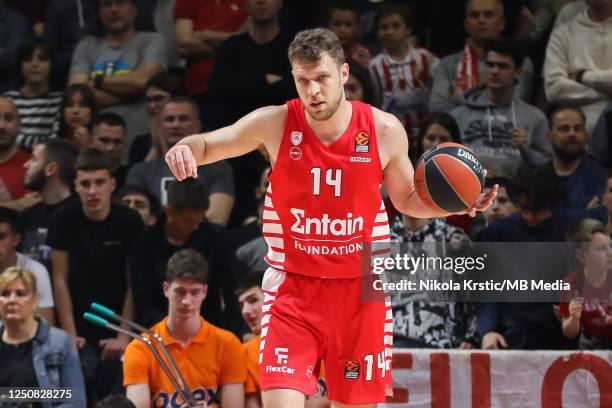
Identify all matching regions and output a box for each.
[263,99,390,278]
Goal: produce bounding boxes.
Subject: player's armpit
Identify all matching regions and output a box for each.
[126,384,151,408]
[220,383,245,408]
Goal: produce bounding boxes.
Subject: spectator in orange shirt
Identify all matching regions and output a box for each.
[123,248,247,408]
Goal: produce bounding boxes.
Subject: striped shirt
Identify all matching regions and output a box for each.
[3,90,63,150]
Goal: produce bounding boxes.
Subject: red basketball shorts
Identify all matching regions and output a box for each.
[258,267,393,405]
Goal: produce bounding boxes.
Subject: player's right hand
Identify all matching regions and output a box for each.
[166,144,198,181]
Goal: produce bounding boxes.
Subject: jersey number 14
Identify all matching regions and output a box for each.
[310,168,342,197]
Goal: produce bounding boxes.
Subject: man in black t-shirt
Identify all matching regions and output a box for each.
[20,138,78,270]
[48,148,144,405]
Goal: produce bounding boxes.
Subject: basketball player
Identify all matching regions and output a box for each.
[166,28,497,408]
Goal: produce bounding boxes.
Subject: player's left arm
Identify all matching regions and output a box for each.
[220,383,245,408]
[377,108,497,217]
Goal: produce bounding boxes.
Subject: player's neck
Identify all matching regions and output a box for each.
[166,315,202,345]
[306,99,352,144]
[249,19,280,45]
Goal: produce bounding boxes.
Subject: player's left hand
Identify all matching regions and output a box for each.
[460,184,498,217]
[99,335,129,360]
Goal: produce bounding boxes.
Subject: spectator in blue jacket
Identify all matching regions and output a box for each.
[0,267,86,407]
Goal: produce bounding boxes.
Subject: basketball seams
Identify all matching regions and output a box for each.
[429,158,469,210]
[431,153,483,203]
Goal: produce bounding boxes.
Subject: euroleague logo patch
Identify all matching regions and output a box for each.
[355,132,370,153]
[344,360,360,379]
[290,147,302,160]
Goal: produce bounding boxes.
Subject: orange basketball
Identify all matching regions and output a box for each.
[414,142,485,214]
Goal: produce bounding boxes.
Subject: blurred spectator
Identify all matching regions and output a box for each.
[603,169,612,230]
[0,208,54,324]
[115,185,160,229]
[0,267,86,408]
[236,274,264,406]
[153,0,180,69]
[49,148,144,405]
[0,1,30,94]
[587,101,612,167]
[328,0,371,68]
[451,39,550,179]
[208,0,291,226]
[482,177,516,226]
[544,0,612,134]
[369,3,437,139]
[412,111,461,162]
[560,219,612,349]
[0,97,31,205]
[90,113,128,188]
[344,62,378,106]
[129,72,184,166]
[536,106,606,210]
[553,0,586,28]
[126,97,234,226]
[59,84,97,149]
[390,214,479,349]
[20,138,77,270]
[131,179,240,332]
[3,38,62,151]
[124,249,246,408]
[429,0,534,113]
[5,0,48,36]
[45,0,156,89]
[93,395,136,408]
[174,0,247,109]
[68,0,167,152]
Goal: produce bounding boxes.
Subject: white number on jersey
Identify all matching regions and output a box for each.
[310,167,342,197]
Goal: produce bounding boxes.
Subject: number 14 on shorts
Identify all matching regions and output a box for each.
[345,351,387,380]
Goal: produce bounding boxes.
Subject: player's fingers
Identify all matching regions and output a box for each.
[174,150,187,180]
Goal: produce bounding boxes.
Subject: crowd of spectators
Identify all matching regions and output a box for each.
[0,0,611,406]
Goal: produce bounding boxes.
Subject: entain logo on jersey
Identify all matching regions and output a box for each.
[355,131,370,153]
[290,208,364,236]
[266,347,295,374]
[291,131,302,146]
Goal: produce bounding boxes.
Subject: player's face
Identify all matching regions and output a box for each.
[0,99,20,152]
[421,123,452,154]
[292,53,349,122]
[329,9,359,47]
[164,278,207,319]
[0,279,37,323]
[24,144,47,191]
[22,47,50,85]
[464,0,505,42]
[99,0,137,35]
[160,102,202,148]
[484,51,518,91]
[120,193,155,226]
[548,109,587,161]
[238,286,264,335]
[0,223,19,264]
[483,186,515,223]
[91,123,125,163]
[75,169,115,216]
[377,13,410,52]
[582,232,612,280]
[603,178,612,214]
[64,92,92,128]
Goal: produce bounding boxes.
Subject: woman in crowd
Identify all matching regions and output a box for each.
[59,83,96,150]
[344,61,378,107]
[0,267,86,407]
[412,111,461,163]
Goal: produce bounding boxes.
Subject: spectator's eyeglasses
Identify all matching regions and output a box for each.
[0,289,30,298]
[100,0,131,8]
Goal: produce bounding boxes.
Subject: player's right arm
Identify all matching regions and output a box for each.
[166,105,286,180]
[126,384,151,408]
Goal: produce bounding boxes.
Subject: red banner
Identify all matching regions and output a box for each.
[380,349,612,407]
